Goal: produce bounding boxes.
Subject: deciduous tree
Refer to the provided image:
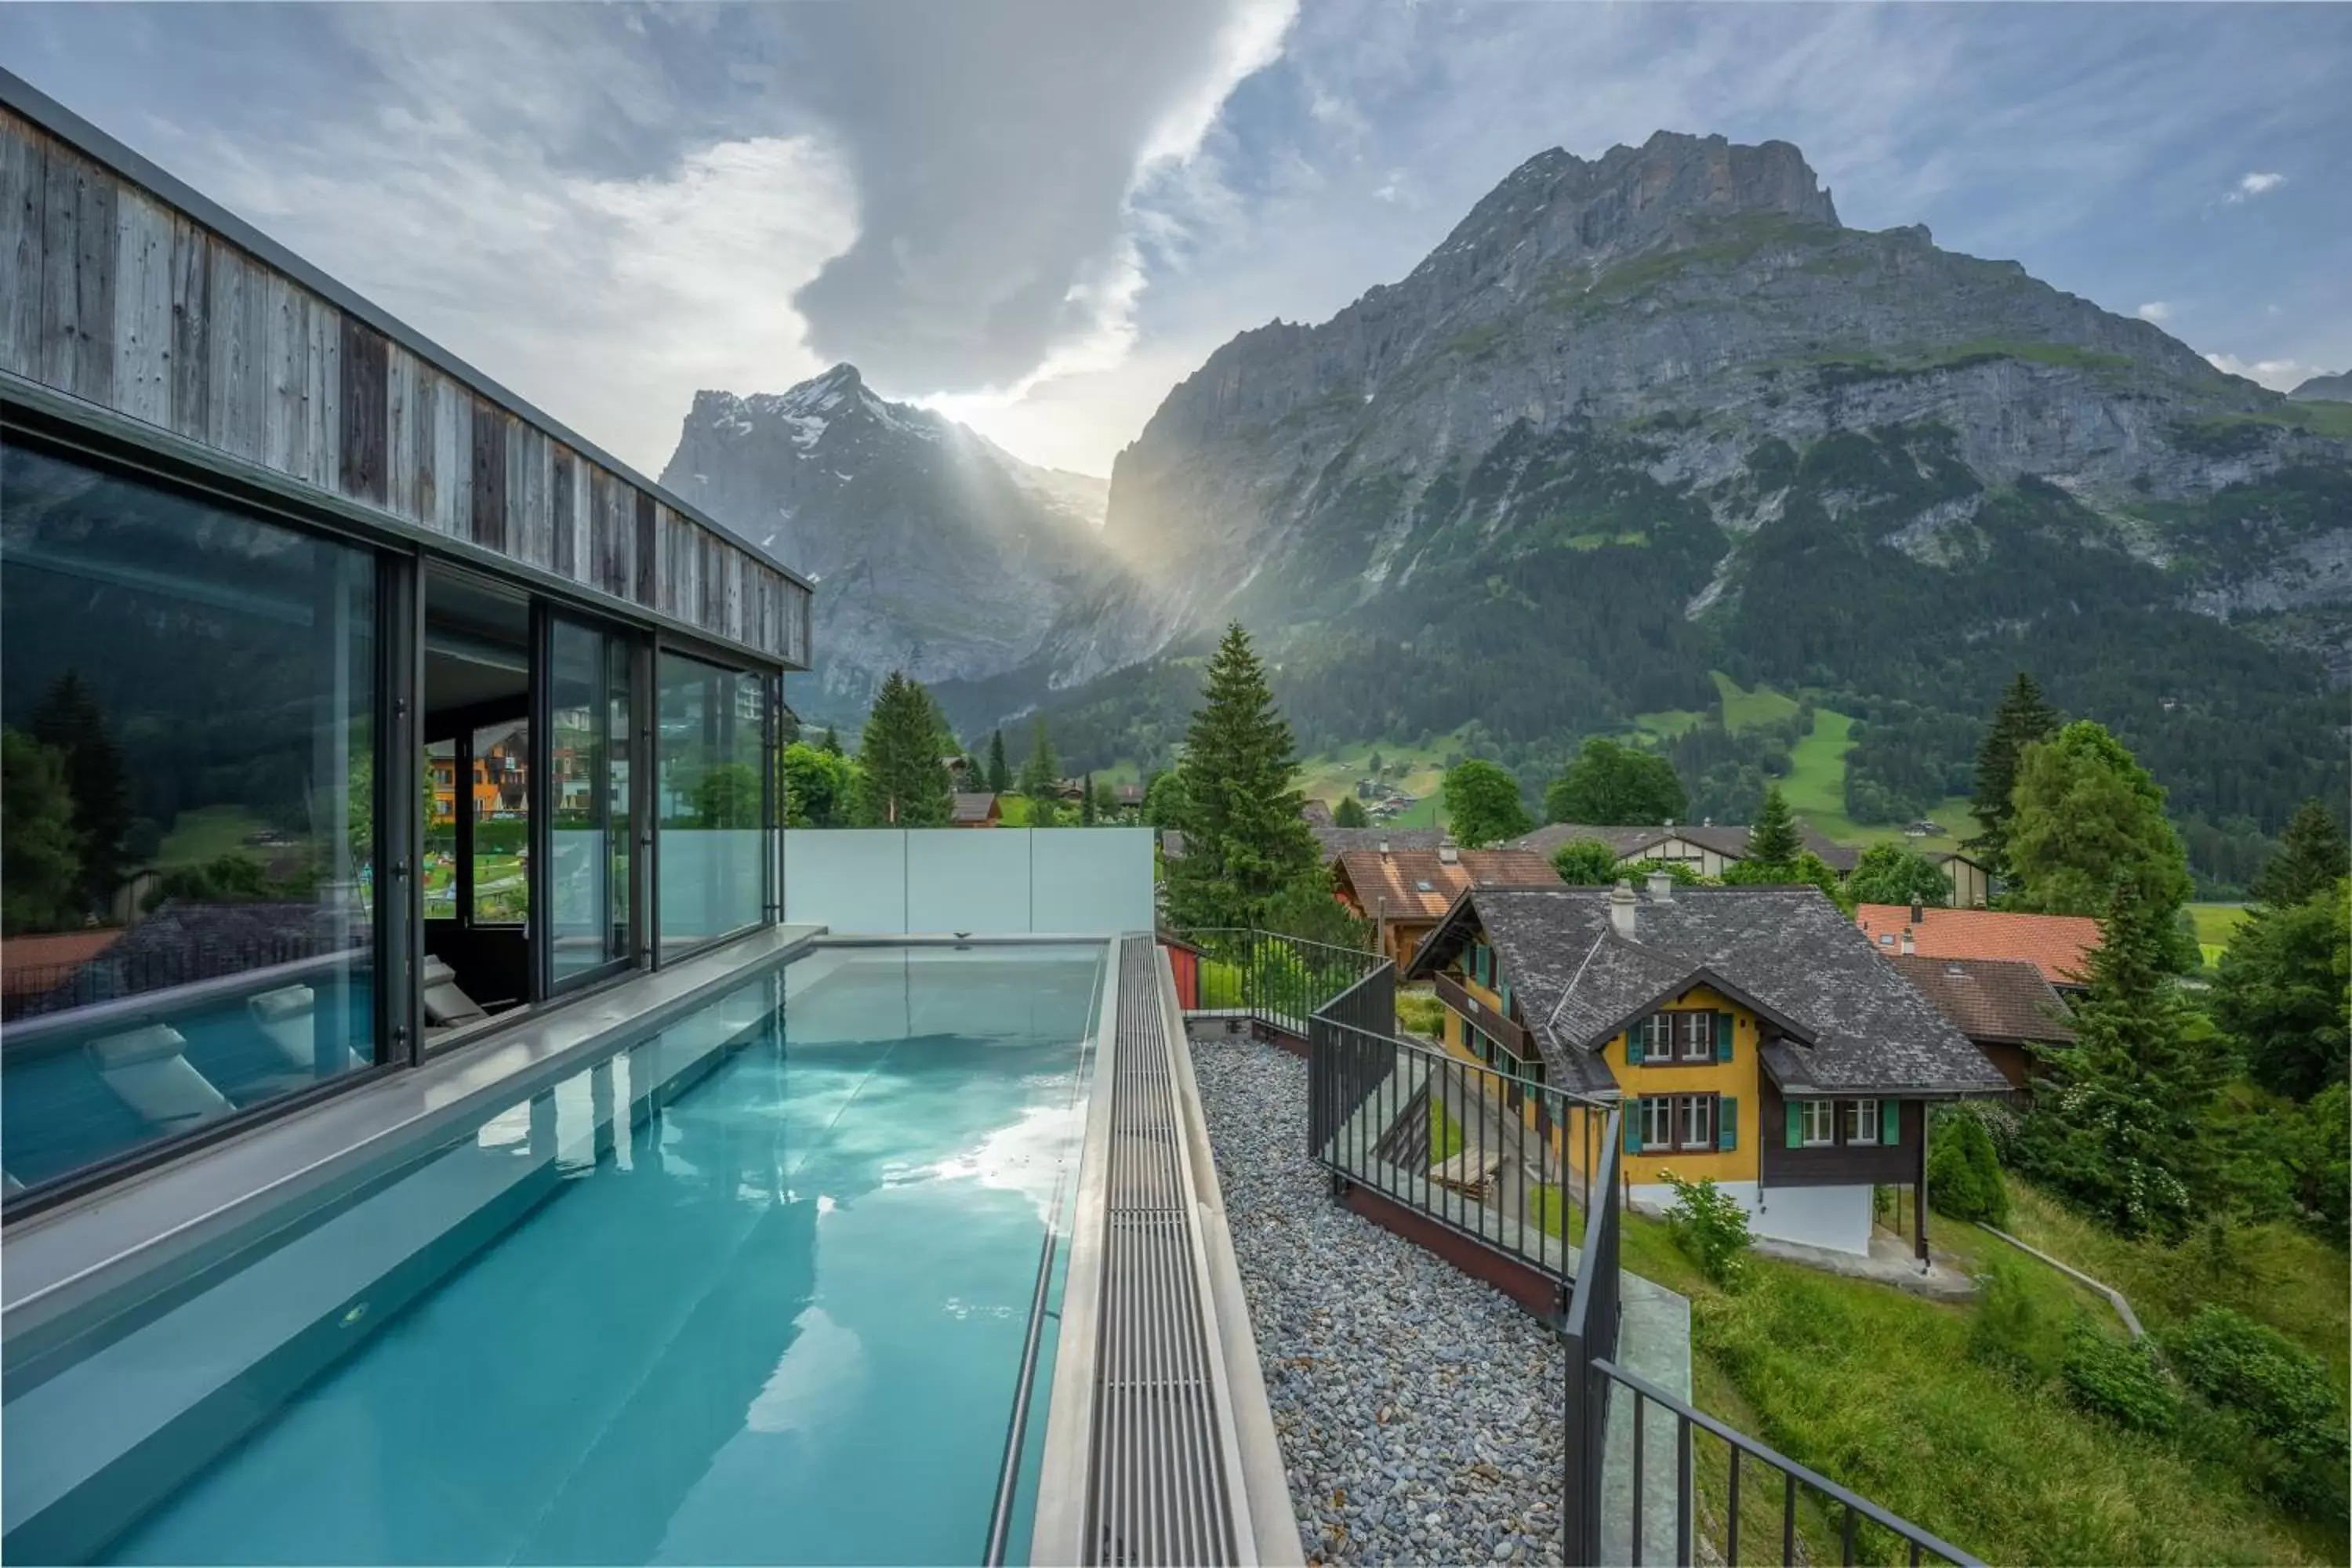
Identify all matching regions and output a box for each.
[2,729,84,934]
[28,670,132,909]
[1550,838,1622,885]
[1443,758,1531,847]
[1544,736,1687,826]
[1847,842,1952,909]
[2006,720,2191,924]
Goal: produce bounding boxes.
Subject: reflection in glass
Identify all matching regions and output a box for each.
[470,720,529,925]
[0,441,379,1198]
[657,652,769,954]
[550,619,632,982]
[424,739,459,920]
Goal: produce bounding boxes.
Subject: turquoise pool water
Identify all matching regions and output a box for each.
[12,943,1103,1566]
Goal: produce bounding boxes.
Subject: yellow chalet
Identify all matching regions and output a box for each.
[1405,873,2006,1258]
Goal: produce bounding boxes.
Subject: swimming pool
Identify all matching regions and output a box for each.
[2,941,1106,1566]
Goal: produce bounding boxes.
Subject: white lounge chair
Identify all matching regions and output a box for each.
[87,1023,234,1133]
[247,982,365,1078]
[422,956,491,1031]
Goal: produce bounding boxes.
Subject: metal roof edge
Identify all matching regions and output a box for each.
[0,65,814,597]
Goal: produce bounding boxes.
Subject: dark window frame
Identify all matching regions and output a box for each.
[1635,1090,1722,1152]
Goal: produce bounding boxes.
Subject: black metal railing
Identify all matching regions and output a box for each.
[1580,1359,1981,1567]
[1167,926,1385,1038]
[1561,1109,1622,1563]
[1308,1005,1614,1290]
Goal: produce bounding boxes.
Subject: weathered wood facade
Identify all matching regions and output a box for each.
[0,82,810,667]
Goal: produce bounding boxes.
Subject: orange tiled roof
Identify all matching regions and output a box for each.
[1855,904,2102,987]
[1335,847,1560,920]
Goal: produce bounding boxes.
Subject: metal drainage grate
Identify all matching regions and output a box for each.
[1087,936,1244,1567]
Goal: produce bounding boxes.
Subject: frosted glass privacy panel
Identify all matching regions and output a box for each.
[1029,829,1154,933]
[782,830,909,932]
[903,830,1033,935]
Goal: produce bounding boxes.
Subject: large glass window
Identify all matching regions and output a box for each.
[470,720,529,925]
[1,441,381,1198]
[656,651,769,954]
[550,619,633,983]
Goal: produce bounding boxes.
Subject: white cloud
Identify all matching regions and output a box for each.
[2203,351,2314,390]
[2136,301,2172,322]
[2226,170,2285,201]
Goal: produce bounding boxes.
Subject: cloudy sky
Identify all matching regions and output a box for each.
[5,2,2346,476]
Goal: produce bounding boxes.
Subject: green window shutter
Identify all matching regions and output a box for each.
[1500,980,1512,1016]
[1626,1023,1645,1065]
[1715,1012,1733,1062]
[1882,1100,1900,1146]
[1718,1096,1738,1151]
[1624,1104,1642,1154]
[1786,1101,1805,1147]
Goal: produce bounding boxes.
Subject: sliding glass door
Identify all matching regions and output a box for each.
[655,651,772,957]
[545,617,635,989]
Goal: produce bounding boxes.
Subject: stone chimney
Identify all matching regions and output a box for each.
[1438,844,1459,865]
[1646,869,1674,904]
[1900,928,1916,956]
[1909,901,1926,925]
[1378,840,1390,855]
[1610,878,1639,938]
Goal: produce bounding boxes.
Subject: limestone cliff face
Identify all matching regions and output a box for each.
[1091,129,2339,653]
[659,364,1120,717]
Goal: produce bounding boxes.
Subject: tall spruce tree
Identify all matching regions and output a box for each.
[28,670,132,910]
[1745,785,1802,868]
[1080,771,1098,826]
[1967,672,2060,878]
[855,671,951,826]
[1333,794,1370,828]
[2251,798,2350,909]
[818,725,843,756]
[985,728,1011,794]
[2016,881,2220,1237]
[1166,624,1317,928]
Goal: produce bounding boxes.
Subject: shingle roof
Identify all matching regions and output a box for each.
[1855,905,2101,988]
[950,791,999,822]
[1301,798,1335,826]
[1335,847,1561,920]
[1409,885,2006,1098]
[1509,821,1859,873]
[1311,826,1447,861]
[1888,955,2075,1046]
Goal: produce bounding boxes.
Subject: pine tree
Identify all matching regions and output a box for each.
[2016,882,2220,1237]
[985,728,1011,794]
[855,672,951,826]
[1745,785,1802,868]
[2251,798,2350,909]
[1080,771,1098,826]
[1017,717,1060,799]
[2,729,86,934]
[1967,672,2060,878]
[818,725,843,756]
[27,670,132,910]
[1333,794,1370,828]
[1166,624,1317,928]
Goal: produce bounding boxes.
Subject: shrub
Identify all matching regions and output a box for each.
[1660,1171,1753,1289]
[1927,1107,2009,1225]
[2060,1319,2179,1434]
[1968,1260,2060,1384]
[2161,1307,2344,1457]
[1549,839,1622,885]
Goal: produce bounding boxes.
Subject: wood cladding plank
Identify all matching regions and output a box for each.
[386,343,418,520]
[469,397,506,550]
[633,492,656,608]
[308,290,339,492]
[204,241,268,461]
[339,314,389,505]
[263,272,304,477]
[550,448,575,579]
[111,186,172,426]
[166,215,211,438]
[1,114,45,379]
[41,143,117,403]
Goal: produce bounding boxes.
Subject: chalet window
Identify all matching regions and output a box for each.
[1675,1010,1716,1062]
[1845,1098,1881,1145]
[1677,1094,1714,1150]
[1641,1096,1676,1149]
[1800,1099,1837,1146]
[1639,1014,1673,1058]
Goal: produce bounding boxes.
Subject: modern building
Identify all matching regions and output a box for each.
[0,69,1286,1568]
[1406,877,2009,1256]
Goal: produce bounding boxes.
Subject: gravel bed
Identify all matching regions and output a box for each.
[1192,1028,1566,1566]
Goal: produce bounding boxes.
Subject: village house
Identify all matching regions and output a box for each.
[1331,844,1560,968]
[949,791,1003,828]
[1887,952,2074,1095]
[1406,876,2008,1258]
[1511,819,1861,879]
[1855,903,2102,993]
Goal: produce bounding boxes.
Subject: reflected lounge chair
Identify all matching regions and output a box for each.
[248,982,366,1080]
[87,1023,234,1133]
